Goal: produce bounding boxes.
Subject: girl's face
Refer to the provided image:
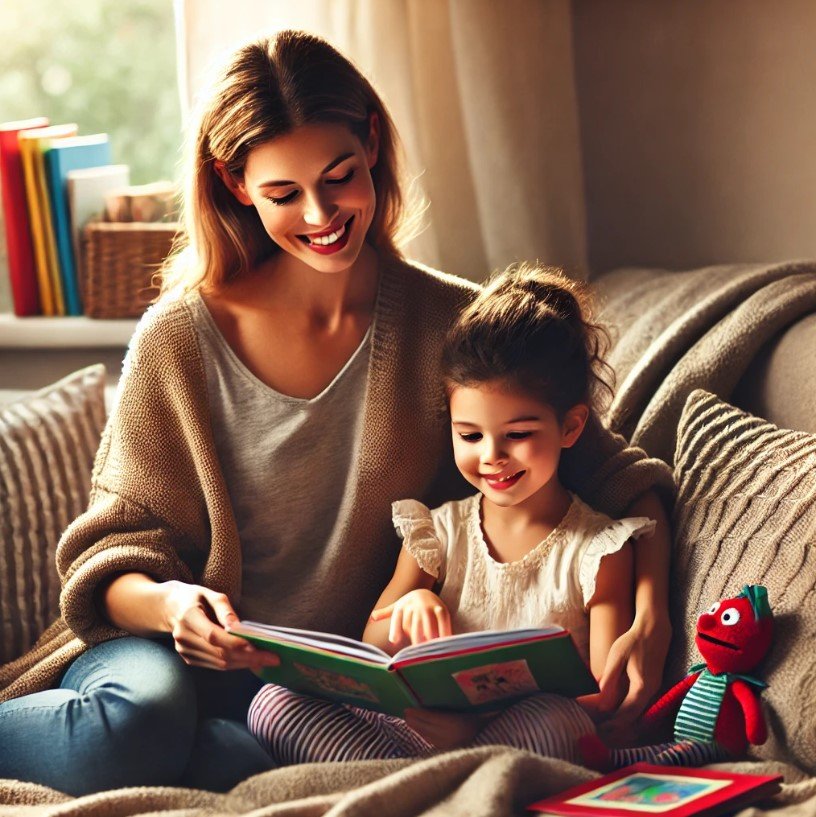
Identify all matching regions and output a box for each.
[219,120,379,274]
[449,380,587,509]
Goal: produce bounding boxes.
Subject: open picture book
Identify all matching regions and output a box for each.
[229,622,598,716]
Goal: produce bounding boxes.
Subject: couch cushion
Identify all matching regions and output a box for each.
[669,389,816,772]
[0,365,106,664]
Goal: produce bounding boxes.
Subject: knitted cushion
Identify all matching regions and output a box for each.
[0,365,106,664]
[668,389,816,772]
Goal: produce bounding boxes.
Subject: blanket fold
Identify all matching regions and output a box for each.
[0,749,812,817]
[595,262,816,462]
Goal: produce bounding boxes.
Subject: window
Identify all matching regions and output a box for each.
[0,0,181,312]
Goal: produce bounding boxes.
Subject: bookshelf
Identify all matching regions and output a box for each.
[0,314,137,393]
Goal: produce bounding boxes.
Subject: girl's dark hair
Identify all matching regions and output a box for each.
[441,264,614,418]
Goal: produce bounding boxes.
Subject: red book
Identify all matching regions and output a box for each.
[528,764,782,817]
[0,117,49,316]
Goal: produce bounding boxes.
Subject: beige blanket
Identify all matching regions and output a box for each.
[2,747,815,817]
[593,262,816,462]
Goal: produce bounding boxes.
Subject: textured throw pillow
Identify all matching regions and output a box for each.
[669,389,816,772]
[0,365,106,664]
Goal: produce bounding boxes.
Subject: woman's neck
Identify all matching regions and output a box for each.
[216,242,380,329]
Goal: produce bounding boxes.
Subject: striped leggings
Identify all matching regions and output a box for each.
[608,739,732,767]
[248,684,595,766]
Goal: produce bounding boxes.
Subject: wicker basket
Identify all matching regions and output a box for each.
[81,222,182,318]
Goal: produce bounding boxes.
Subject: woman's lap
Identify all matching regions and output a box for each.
[0,636,271,795]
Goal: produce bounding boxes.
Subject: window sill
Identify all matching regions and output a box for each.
[0,314,138,349]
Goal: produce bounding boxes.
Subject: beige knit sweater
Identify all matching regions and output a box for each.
[0,258,673,701]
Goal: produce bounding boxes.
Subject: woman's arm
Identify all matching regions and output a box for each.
[586,542,634,686]
[102,572,279,671]
[363,548,448,654]
[599,490,672,724]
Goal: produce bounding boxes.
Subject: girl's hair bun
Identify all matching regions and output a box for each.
[442,263,614,417]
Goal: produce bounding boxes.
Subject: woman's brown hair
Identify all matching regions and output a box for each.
[441,264,615,418]
[160,30,417,296]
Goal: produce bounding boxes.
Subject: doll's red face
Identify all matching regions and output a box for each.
[695,593,773,675]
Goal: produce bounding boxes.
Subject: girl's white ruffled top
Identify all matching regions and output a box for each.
[391,493,655,664]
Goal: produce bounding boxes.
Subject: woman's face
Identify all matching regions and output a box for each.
[222,121,379,274]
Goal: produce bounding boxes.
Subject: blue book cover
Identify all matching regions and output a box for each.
[44,134,111,315]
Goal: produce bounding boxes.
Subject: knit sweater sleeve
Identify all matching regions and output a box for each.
[57,298,235,645]
[559,412,675,518]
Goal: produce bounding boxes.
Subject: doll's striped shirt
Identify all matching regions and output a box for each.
[674,669,728,743]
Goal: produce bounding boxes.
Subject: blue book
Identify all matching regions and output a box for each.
[44,134,111,315]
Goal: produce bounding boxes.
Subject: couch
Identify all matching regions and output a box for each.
[0,262,815,816]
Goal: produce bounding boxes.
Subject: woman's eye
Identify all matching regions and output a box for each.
[326,168,354,185]
[506,431,533,440]
[459,432,482,443]
[266,190,299,206]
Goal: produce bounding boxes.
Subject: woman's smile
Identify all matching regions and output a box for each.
[297,215,354,254]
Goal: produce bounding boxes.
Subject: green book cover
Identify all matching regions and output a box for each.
[231,623,598,717]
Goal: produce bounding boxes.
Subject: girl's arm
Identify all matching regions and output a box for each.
[586,541,634,696]
[363,548,449,654]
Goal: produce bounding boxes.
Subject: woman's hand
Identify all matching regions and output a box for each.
[163,580,280,671]
[404,708,486,750]
[591,611,672,731]
[370,589,452,648]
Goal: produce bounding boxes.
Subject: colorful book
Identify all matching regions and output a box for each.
[229,623,598,717]
[44,134,112,315]
[527,764,783,817]
[18,124,78,315]
[0,118,49,315]
[66,164,130,284]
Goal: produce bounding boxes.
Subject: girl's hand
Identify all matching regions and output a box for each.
[595,611,672,729]
[404,708,485,750]
[163,580,280,671]
[370,590,452,647]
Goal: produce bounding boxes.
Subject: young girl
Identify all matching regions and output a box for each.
[249,264,656,765]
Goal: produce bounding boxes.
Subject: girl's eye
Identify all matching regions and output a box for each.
[459,432,482,443]
[326,168,354,185]
[266,190,299,206]
[506,431,533,440]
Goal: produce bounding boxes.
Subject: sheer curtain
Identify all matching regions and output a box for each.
[175,0,588,281]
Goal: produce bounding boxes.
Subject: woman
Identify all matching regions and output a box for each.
[0,31,674,794]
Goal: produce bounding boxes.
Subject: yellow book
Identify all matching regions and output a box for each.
[18,124,78,315]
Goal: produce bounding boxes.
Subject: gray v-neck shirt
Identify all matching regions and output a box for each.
[191,294,373,625]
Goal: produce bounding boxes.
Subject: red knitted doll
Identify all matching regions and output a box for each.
[581,585,773,769]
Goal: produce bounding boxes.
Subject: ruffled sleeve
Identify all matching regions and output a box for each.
[579,517,656,607]
[392,499,445,578]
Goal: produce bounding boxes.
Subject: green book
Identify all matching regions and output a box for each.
[230,622,598,717]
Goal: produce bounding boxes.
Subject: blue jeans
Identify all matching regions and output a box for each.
[0,636,273,795]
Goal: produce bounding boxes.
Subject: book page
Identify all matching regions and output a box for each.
[391,625,565,662]
[231,621,391,664]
